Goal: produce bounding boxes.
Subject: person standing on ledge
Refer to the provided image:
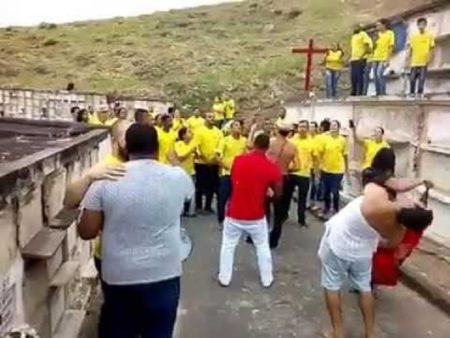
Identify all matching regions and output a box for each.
[407,17,435,98]
[78,124,194,338]
[323,42,345,99]
[350,24,373,96]
[218,133,282,288]
[372,19,395,96]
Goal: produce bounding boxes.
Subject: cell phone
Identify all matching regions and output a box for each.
[349,119,355,129]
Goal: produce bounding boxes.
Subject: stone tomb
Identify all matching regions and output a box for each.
[0,118,109,337]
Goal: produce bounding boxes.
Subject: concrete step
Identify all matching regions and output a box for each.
[53,310,85,338]
[401,238,450,315]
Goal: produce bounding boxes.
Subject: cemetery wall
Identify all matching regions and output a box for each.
[286,98,450,247]
[0,87,170,120]
[0,129,109,338]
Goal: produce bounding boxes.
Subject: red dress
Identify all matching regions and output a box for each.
[372,229,424,286]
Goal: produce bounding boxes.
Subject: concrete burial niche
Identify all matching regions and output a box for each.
[0,118,109,338]
[285,98,450,247]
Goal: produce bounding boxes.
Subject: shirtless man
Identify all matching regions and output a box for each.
[319,148,433,338]
[267,122,300,249]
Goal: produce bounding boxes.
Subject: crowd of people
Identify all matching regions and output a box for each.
[63,99,434,338]
[322,17,435,99]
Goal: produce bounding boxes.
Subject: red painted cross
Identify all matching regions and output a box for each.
[292,39,328,91]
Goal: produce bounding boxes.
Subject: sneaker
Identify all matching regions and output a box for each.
[261,278,274,288]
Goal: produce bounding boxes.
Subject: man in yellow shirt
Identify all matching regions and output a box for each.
[408,17,435,97]
[173,127,197,216]
[157,114,177,164]
[172,109,185,133]
[223,95,236,122]
[289,120,318,227]
[195,112,223,213]
[89,106,117,127]
[350,24,373,96]
[216,120,247,225]
[213,97,225,128]
[351,123,390,169]
[324,43,345,99]
[318,120,349,219]
[186,108,205,134]
[372,19,395,96]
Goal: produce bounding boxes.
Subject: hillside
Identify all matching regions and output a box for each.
[0,0,431,114]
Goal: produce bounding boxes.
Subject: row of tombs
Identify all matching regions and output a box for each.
[0,119,110,338]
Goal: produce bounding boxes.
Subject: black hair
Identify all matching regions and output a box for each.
[279,129,290,137]
[76,109,88,123]
[397,207,433,233]
[371,147,395,174]
[125,123,158,155]
[168,107,175,115]
[134,109,148,123]
[178,127,188,141]
[320,119,330,132]
[161,114,172,123]
[310,121,318,128]
[299,119,309,126]
[70,106,80,114]
[378,18,390,29]
[67,82,75,91]
[417,17,427,25]
[254,133,270,150]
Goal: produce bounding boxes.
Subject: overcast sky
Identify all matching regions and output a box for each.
[0,0,236,27]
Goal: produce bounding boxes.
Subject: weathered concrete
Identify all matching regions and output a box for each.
[79,212,450,338]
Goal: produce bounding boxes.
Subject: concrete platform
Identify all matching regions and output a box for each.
[79,211,450,338]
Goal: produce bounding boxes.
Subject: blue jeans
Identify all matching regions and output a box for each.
[363,61,373,95]
[217,175,232,223]
[322,172,344,213]
[325,69,340,99]
[350,60,366,96]
[373,61,388,96]
[310,171,324,202]
[99,277,180,338]
[410,66,427,94]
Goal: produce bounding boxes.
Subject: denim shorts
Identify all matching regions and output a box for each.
[319,240,373,293]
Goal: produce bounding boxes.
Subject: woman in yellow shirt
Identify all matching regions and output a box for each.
[318,120,349,219]
[173,127,197,216]
[351,123,390,169]
[324,43,345,99]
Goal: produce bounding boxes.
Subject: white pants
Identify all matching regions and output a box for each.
[218,217,273,287]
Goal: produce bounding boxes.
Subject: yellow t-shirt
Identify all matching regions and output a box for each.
[363,139,390,169]
[351,31,373,61]
[325,50,344,71]
[410,31,435,67]
[174,140,196,175]
[157,128,177,164]
[373,30,395,62]
[217,135,247,176]
[223,99,236,120]
[195,126,223,164]
[89,116,117,127]
[320,135,348,174]
[172,118,185,133]
[293,137,316,178]
[186,116,205,133]
[213,103,225,122]
[94,154,124,259]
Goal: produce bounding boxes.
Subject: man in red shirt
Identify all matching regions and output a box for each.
[218,133,283,287]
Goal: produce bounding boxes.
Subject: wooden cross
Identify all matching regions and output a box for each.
[292,39,328,91]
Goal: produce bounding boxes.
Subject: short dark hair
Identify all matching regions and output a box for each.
[76,109,88,123]
[254,133,270,150]
[299,119,309,126]
[310,121,318,128]
[134,109,148,123]
[378,18,390,28]
[178,127,188,141]
[417,17,427,25]
[125,123,158,156]
[70,106,80,114]
[376,126,385,135]
[320,119,330,132]
[161,114,172,123]
[397,207,433,233]
[168,107,175,115]
[331,119,341,128]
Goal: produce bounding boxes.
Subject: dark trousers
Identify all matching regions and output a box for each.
[270,175,292,248]
[195,163,219,210]
[350,59,366,96]
[217,175,232,223]
[322,172,344,213]
[287,175,310,225]
[410,66,427,94]
[99,277,180,338]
